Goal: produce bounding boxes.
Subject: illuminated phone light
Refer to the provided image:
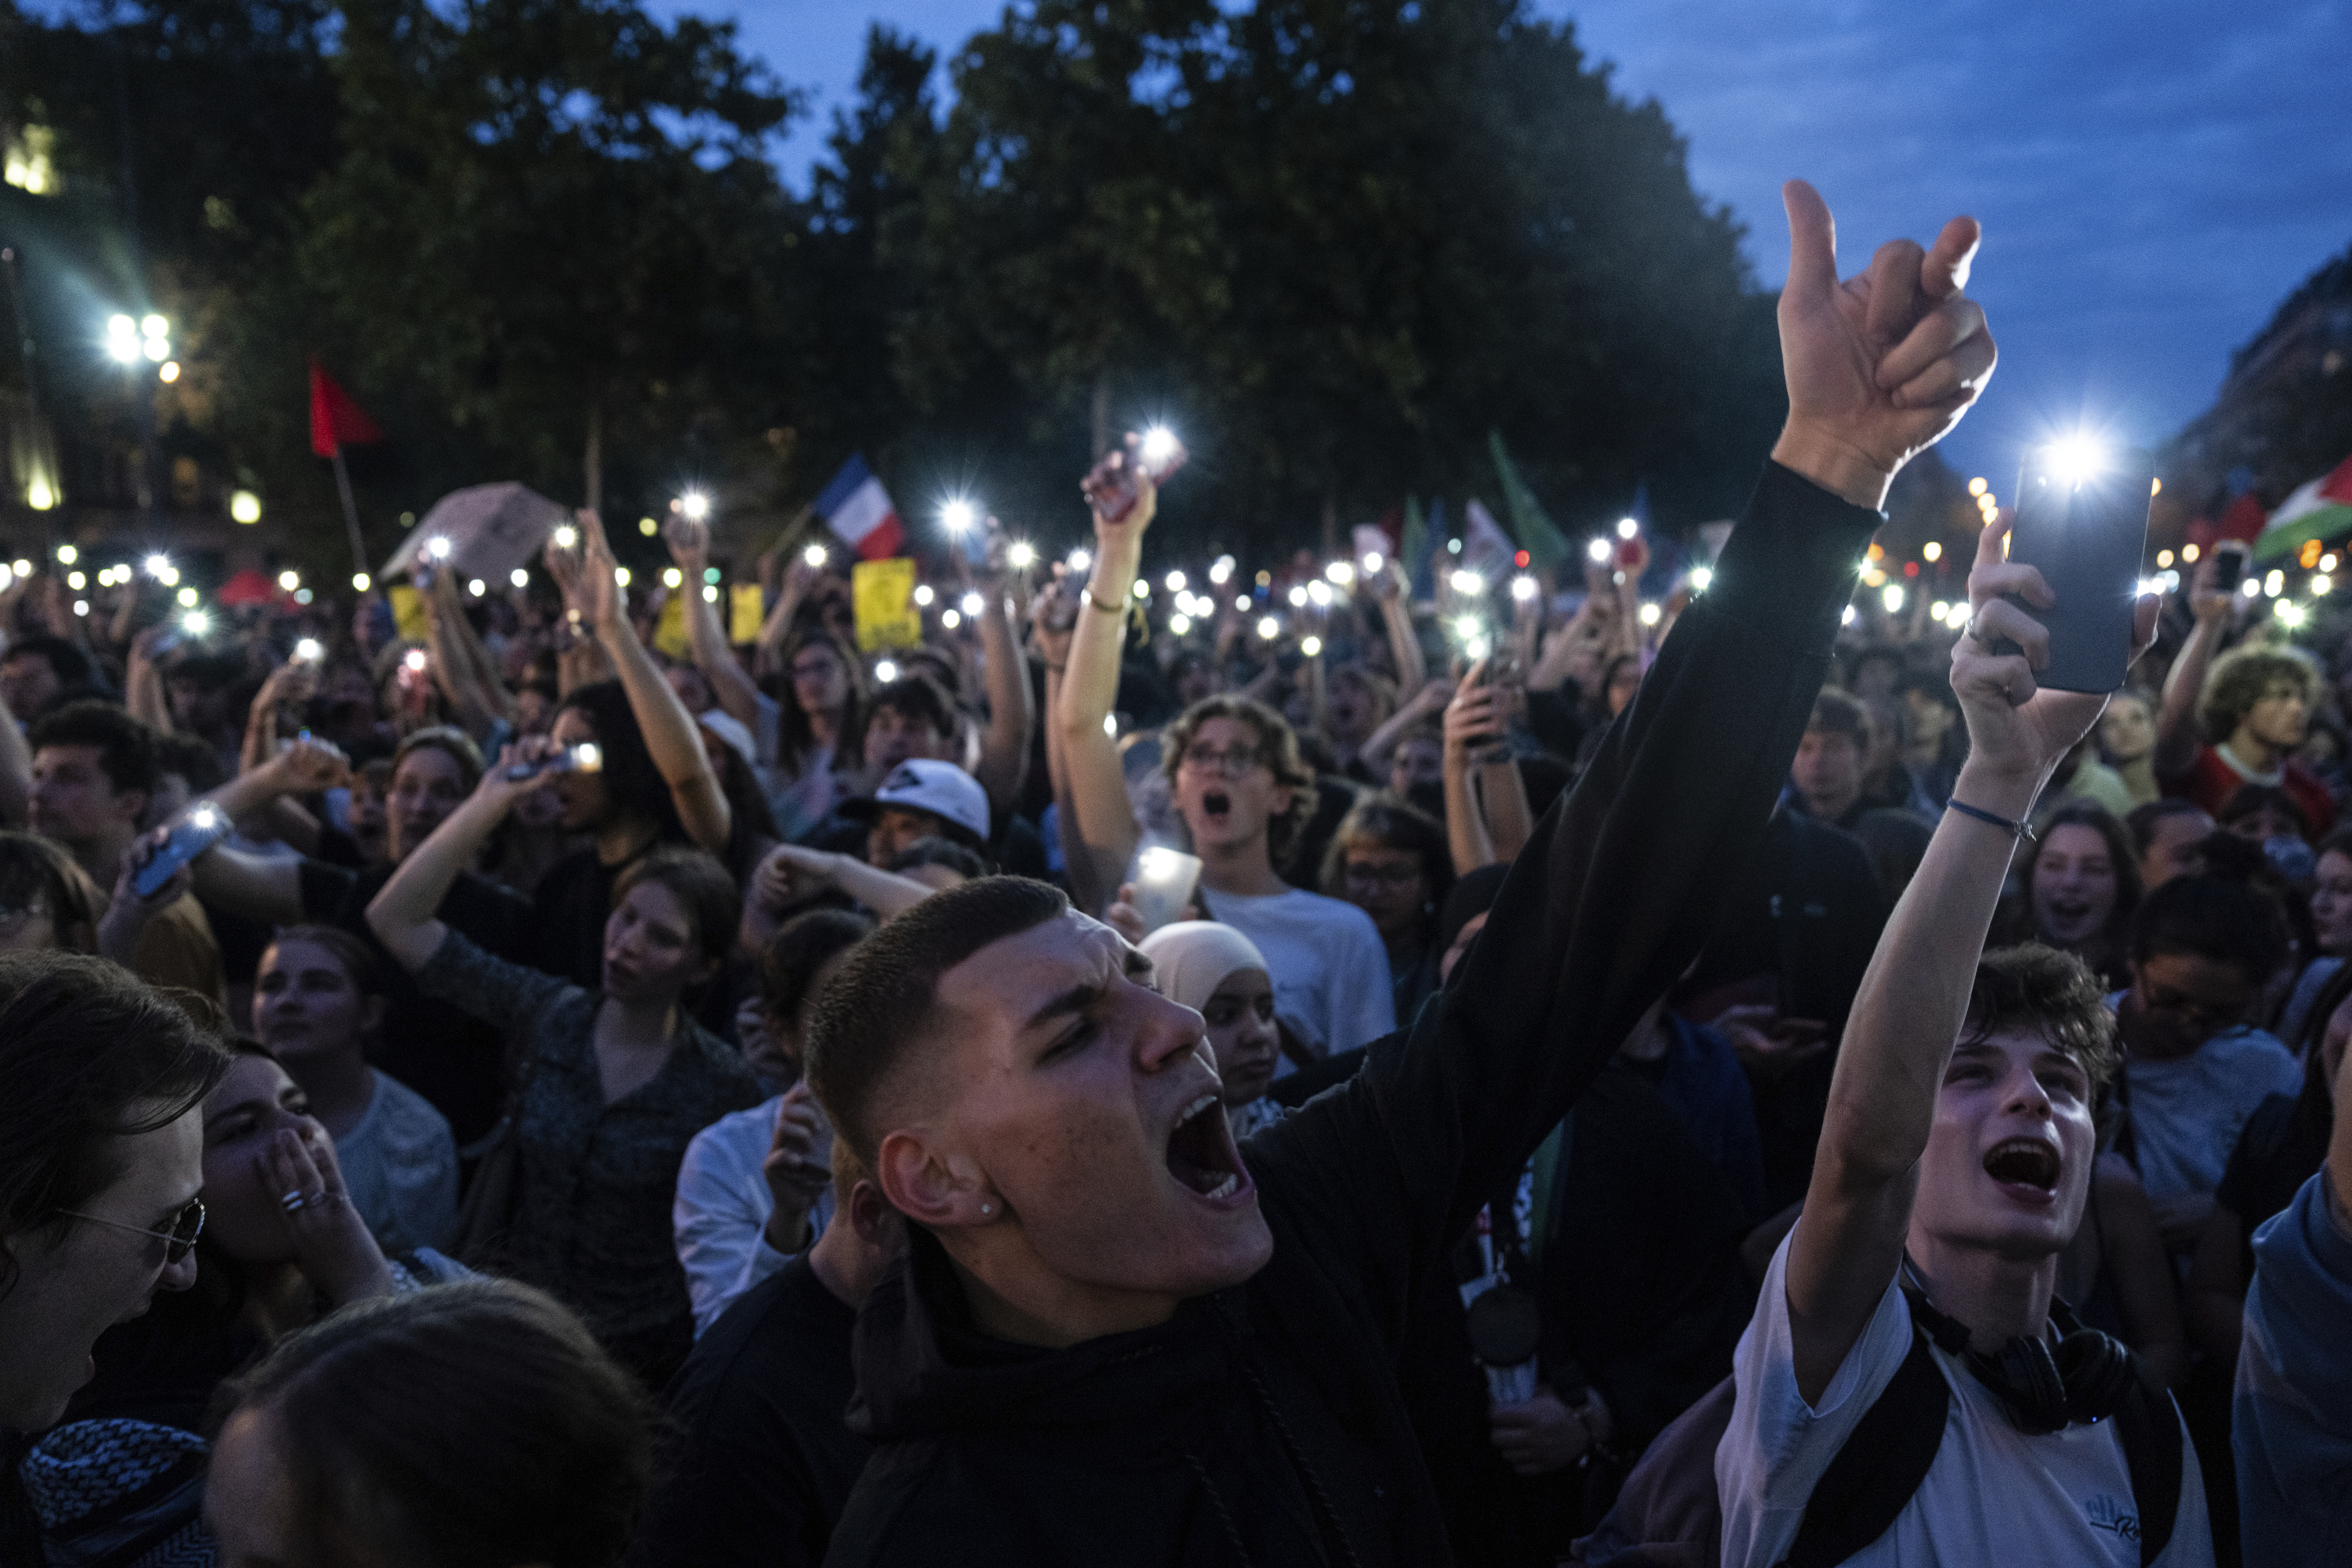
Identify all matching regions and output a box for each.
[2151,477,2162,497]
[1138,426,1180,469]
[1300,635,1322,657]
[1134,579,1151,600]
[2161,570,2180,591]
[277,570,300,591]
[65,571,83,590]
[1235,596,1251,613]
[142,552,168,576]
[1209,555,1235,585]
[703,586,719,603]
[352,572,372,592]
[404,649,429,671]
[1102,713,1119,737]
[1165,570,1187,593]
[2277,600,2306,627]
[1363,552,1383,574]
[294,589,313,605]
[1287,585,1308,607]
[1454,614,1484,642]
[1861,569,1887,589]
[1616,518,1639,540]
[1167,613,1192,636]
[468,579,486,597]
[913,584,934,607]
[426,536,451,560]
[1929,601,1950,623]
[1257,616,1281,640]
[182,610,209,635]
[1586,538,1611,564]
[803,544,828,567]
[2324,554,2340,574]
[553,525,579,550]
[875,660,899,684]
[190,805,220,831]
[2181,543,2200,563]
[1923,541,1942,563]
[2314,575,2333,597]
[662,566,683,589]
[1842,605,1858,627]
[511,567,530,588]
[72,599,88,617]
[941,609,961,630]
[2241,579,2261,599]
[11,560,29,576]
[1689,567,1713,593]
[1307,581,1332,607]
[295,638,323,662]
[638,519,658,537]
[613,567,630,588]
[1139,847,1186,883]
[1638,602,1663,627]
[1068,549,1092,573]
[2044,435,2106,484]
[2264,570,2285,597]
[679,491,711,522]
[1449,569,1484,595]
[940,499,975,533]
[1882,585,1905,613]
[1967,477,1989,497]
[1325,561,1354,586]
[1007,542,1037,570]
[960,590,984,616]
[2153,549,2172,569]
[176,586,198,608]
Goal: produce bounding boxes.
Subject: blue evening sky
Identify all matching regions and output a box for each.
[669,0,2352,487]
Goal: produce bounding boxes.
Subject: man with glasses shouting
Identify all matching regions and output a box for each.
[814,181,2003,1565]
[0,952,228,1557]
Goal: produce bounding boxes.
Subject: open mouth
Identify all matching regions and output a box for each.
[1983,1137,2061,1198]
[1166,1092,1251,1205]
[1201,790,1231,821]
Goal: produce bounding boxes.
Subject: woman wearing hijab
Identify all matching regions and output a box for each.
[1138,921,1284,1140]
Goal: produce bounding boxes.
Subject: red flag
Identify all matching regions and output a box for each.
[309,360,383,459]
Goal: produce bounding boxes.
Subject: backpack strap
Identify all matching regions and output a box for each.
[1778,1322,1949,1568]
[2112,1374,2184,1567]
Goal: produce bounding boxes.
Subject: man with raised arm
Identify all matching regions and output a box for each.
[1715,521,2212,1564]
[807,181,1998,1567]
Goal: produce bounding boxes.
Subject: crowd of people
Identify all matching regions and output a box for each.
[1,179,2347,1567]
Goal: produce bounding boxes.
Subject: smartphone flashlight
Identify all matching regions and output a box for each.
[803,544,828,568]
[1006,541,1037,570]
[189,804,219,831]
[941,499,977,534]
[1586,538,1611,565]
[293,637,323,663]
[552,525,578,550]
[1139,426,1181,472]
[403,649,428,673]
[426,536,452,561]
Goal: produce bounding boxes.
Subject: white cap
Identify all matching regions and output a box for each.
[843,758,991,847]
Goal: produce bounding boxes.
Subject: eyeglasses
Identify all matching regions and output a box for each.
[2138,987,2246,1031]
[1344,862,1423,891]
[1180,745,1267,777]
[0,900,49,934]
[58,1197,206,1265]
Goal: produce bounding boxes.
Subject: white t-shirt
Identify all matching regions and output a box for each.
[1716,1228,2211,1568]
[672,1094,836,1337]
[335,1070,459,1258]
[2119,1025,2303,1221]
[1197,884,1396,1057]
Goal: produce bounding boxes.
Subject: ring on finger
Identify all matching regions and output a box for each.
[279,1189,306,1212]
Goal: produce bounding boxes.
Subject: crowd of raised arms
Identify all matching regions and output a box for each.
[3,183,2348,1568]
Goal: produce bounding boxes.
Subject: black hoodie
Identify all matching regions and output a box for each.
[824,462,1882,1568]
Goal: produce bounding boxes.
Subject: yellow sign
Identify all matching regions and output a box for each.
[653,590,692,660]
[387,583,429,643]
[852,557,920,653]
[730,583,766,645]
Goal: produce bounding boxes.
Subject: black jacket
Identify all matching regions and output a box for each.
[822,463,1882,1568]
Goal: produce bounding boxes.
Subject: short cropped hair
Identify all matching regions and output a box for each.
[29,699,157,798]
[1160,696,1318,863]
[757,908,875,1026]
[212,1281,653,1568]
[1964,945,2123,1096]
[2124,797,2211,861]
[1805,687,1872,748]
[155,730,226,795]
[866,674,957,740]
[2129,871,2290,982]
[2198,644,2318,744]
[3,634,95,693]
[806,876,1068,1168]
[0,952,229,1299]
[610,848,739,969]
[393,724,486,793]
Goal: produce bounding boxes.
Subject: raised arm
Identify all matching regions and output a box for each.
[422,568,513,740]
[1374,564,1428,696]
[365,751,538,973]
[2154,560,2232,778]
[1441,671,1505,873]
[576,510,731,854]
[0,683,30,826]
[185,742,353,926]
[1257,180,2003,1329]
[1785,518,2157,1401]
[968,530,1035,817]
[1056,480,1152,892]
[664,514,763,731]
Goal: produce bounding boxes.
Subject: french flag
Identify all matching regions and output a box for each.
[813,454,905,561]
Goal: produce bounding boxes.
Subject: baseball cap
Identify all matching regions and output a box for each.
[840,758,991,848]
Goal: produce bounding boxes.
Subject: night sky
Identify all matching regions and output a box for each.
[677,0,2352,491]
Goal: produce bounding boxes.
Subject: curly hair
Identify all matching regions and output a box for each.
[1965,944,2123,1096]
[2197,644,2319,745]
[1160,696,1318,864]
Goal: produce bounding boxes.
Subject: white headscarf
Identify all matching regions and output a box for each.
[1138,920,1269,1011]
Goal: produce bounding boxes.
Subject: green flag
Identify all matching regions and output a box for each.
[1488,430,1574,573]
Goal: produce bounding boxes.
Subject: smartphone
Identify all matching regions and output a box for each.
[1128,846,1203,936]
[135,805,233,897]
[1084,431,1189,524]
[2212,539,2249,593]
[1996,446,2156,694]
[502,743,604,782]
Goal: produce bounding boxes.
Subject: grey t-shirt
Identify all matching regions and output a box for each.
[336,1069,460,1256]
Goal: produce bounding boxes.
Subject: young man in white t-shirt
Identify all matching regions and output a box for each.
[1717,519,2213,1567]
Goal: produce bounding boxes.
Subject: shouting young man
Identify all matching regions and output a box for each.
[807,180,2000,1566]
[1715,521,2211,1564]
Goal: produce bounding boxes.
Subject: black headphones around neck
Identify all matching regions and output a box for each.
[1899,1263,2141,1436]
